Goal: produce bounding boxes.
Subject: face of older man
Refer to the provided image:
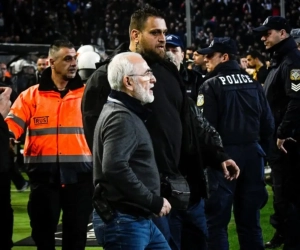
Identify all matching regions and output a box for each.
[127,56,156,104]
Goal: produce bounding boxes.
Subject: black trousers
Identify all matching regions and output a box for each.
[27,173,94,250]
[9,154,27,190]
[269,140,300,249]
[0,172,14,250]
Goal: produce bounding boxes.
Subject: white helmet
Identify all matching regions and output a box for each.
[77,45,100,56]
[11,59,36,75]
[77,51,101,81]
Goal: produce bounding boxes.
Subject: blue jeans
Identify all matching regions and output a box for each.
[169,199,208,250]
[92,209,105,246]
[205,143,267,250]
[93,210,170,250]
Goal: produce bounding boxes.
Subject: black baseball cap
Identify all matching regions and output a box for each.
[253,16,291,33]
[197,37,237,55]
[291,28,300,43]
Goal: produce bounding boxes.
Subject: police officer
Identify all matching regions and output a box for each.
[253,16,300,250]
[165,34,203,102]
[197,37,274,250]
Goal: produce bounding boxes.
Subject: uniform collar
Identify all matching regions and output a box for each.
[206,60,240,78]
[38,67,83,91]
[269,36,297,62]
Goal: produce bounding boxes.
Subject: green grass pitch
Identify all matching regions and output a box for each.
[11,178,282,250]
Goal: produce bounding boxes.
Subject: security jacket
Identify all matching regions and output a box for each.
[5,67,92,184]
[263,36,300,139]
[198,60,274,152]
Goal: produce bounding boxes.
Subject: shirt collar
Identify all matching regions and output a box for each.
[108,90,151,122]
[38,67,83,91]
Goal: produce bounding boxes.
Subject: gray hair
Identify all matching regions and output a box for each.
[107,52,142,91]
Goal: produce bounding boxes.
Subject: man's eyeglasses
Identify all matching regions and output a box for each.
[128,70,154,79]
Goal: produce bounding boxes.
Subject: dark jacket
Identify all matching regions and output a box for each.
[82,44,229,203]
[93,91,163,217]
[180,65,204,102]
[0,114,9,173]
[82,43,129,151]
[0,77,18,104]
[263,37,300,139]
[256,65,268,85]
[199,60,274,153]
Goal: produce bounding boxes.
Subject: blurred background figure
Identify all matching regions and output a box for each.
[166,34,184,70]
[11,59,37,95]
[0,62,17,102]
[193,49,207,77]
[77,51,101,83]
[246,50,268,85]
[77,44,100,56]
[35,56,48,83]
[185,46,194,62]
[291,28,300,50]
[166,34,204,102]
[239,56,248,70]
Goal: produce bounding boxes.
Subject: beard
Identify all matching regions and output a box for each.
[137,39,166,63]
[135,81,154,105]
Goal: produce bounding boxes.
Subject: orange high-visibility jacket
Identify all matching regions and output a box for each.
[5,72,92,184]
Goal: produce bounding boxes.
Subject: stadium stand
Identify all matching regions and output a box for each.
[0,0,299,56]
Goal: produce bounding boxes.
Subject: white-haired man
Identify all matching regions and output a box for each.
[92,52,171,250]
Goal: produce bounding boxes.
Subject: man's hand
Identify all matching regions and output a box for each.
[277,138,297,154]
[158,198,171,217]
[0,87,11,118]
[221,159,240,181]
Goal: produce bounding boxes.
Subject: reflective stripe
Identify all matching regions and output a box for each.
[27,127,84,136]
[59,127,84,134]
[7,113,26,129]
[24,155,92,163]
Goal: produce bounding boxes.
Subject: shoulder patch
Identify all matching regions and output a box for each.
[291,82,300,92]
[197,94,204,106]
[290,69,300,80]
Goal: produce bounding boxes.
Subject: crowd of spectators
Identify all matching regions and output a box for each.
[0,0,299,55]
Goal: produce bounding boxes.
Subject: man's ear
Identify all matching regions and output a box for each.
[49,58,55,68]
[281,29,288,39]
[130,29,140,44]
[123,76,134,91]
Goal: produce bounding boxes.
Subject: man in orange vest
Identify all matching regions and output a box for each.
[6,40,93,250]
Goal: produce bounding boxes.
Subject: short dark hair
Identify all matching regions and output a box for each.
[129,6,164,33]
[247,50,261,59]
[247,50,265,63]
[38,55,48,60]
[186,46,195,51]
[48,40,74,58]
